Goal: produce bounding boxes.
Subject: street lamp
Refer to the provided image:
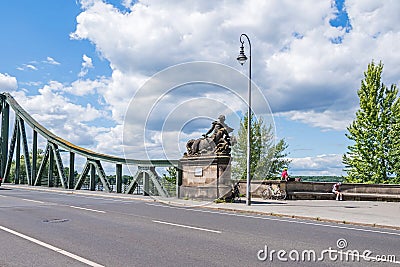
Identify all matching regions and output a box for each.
[237,33,252,206]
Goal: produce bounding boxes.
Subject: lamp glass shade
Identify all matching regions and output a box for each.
[237,54,247,65]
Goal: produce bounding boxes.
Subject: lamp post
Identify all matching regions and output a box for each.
[237,33,252,206]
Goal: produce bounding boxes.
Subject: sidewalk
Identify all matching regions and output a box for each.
[2,184,400,230]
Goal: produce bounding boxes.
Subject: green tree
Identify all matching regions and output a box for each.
[267,139,292,179]
[390,100,400,182]
[343,61,400,183]
[232,113,291,181]
[162,167,177,184]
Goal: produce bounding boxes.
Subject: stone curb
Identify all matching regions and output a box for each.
[152,199,400,231]
[199,206,400,231]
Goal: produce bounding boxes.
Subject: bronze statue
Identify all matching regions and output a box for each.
[185,115,234,156]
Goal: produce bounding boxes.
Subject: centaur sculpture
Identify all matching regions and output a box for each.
[185,115,235,156]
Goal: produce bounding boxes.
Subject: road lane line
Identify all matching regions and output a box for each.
[0,225,104,267]
[69,205,106,213]
[146,203,400,237]
[152,220,221,234]
[21,198,45,204]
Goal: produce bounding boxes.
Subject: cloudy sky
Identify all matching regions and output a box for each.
[0,0,399,176]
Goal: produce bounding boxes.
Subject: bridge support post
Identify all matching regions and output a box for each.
[69,152,75,189]
[1,101,9,180]
[143,171,149,196]
[48,147,54,187]
[116,164,122,193]
[89,164,96,191]
[32,130,37,186]
[176,166,182,198]
[15,124,20,184]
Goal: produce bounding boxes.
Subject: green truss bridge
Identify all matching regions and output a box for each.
[0,92,179,197]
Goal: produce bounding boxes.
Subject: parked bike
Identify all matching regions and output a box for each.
[261,184,287,200]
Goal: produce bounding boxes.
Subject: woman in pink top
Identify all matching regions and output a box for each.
[281,168,289,181]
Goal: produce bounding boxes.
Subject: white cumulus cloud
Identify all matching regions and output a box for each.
[0,73,18,91]
[78,54,94,78]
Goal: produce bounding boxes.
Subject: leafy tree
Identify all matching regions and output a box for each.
[232,112,291,181]
[267,139,292,179]
[343,61,400,183]
[389,90,400,182]
[162,167,177,184]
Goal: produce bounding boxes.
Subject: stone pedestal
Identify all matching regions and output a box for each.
[179,155,232,200]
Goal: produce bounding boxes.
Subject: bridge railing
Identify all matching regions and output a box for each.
[0,92,179,196]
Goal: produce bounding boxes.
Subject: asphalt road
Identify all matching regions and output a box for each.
[0,187,399,267]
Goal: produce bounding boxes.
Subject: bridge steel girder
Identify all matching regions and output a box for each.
[125,171,141,194]
[1,99,9,179]
[0,92,178,196]
[15,122,20,184]
[18,118,32,185]
[74,160,90,190]
[4,119,18,183]
[147,167,169,198]
[34,144,50,186]
[125,167,169,197]
[32,130,37,186]
[48,145,54,187]
[50,143,68,189]
[92,160,112,193]
[116,164,122,193]
[89,164,96,191]
[68,152,75,189]
[74,159,112,192]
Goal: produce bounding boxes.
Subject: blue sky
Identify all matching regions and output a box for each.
[1,0,399,176]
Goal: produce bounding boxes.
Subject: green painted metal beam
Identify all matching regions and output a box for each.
[74,160,90,190]
[1,92,178,167]
[89,164,96,191]
[3,120,18,183]
[1,100,9,179]
[48,145,54,187]
[15,123,20,184]
[18,118,32,185]
[116,164,122,193]
[69,152,75,189]
[34,144,50,186]
[32,130,37,186]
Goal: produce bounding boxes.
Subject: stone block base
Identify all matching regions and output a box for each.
[179,155,232,200]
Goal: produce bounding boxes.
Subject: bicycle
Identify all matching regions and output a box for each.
[261,184,287,200]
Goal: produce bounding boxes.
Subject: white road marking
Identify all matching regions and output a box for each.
[21,198,45,204]
[69,206,106,213]
[146,203,400,237]
[152,220,222,234]
[0,225,104,267]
